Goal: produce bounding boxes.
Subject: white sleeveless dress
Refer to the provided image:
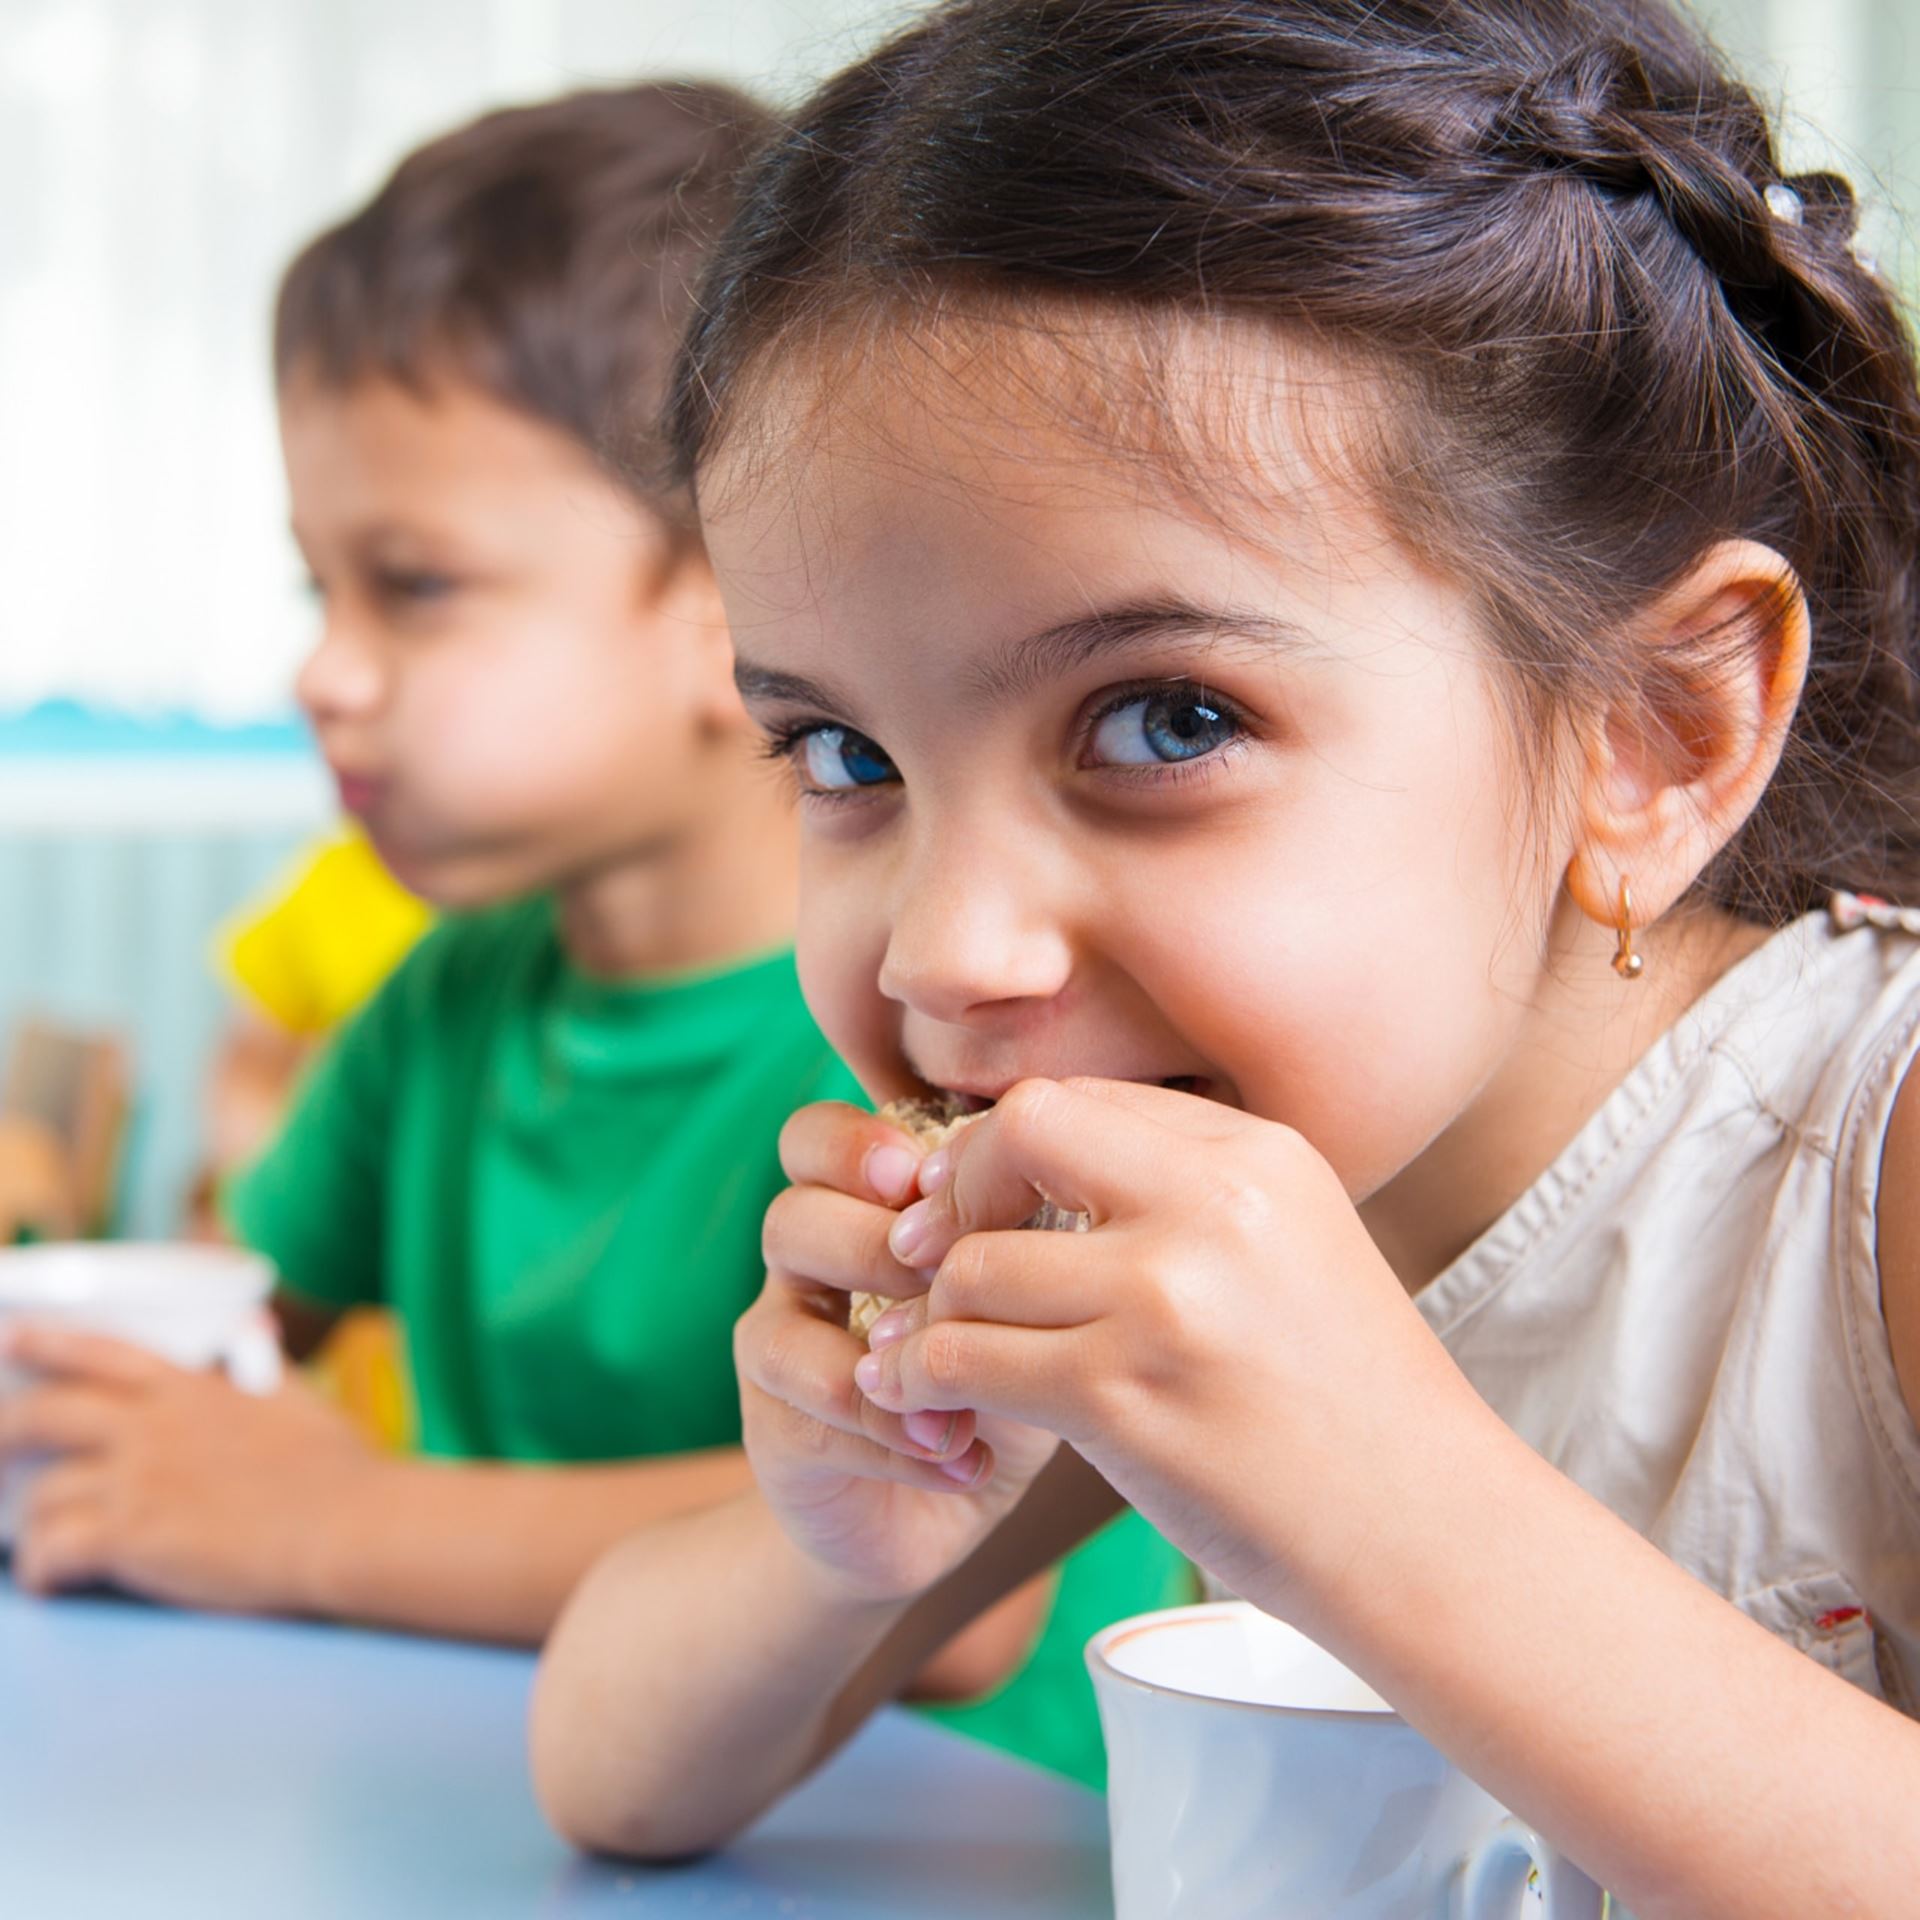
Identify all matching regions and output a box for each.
[1416,896,1920,1710]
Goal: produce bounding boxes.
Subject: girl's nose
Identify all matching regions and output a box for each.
[294,616,386,723]
[877,834,1075,1023]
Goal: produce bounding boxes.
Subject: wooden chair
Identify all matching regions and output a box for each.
[0,1018,131,1241]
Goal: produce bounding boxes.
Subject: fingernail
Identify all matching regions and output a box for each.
[864,1143,919,1206]
[940,1449,988,1486]
[853,1353,884,1396]
[918,1146,953,1193]
[866,1309,910,1350]
[904,1409,956,1454]
[889,1199,934,1264]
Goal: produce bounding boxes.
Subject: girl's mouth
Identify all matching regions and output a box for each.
[929,1073,1216,1111]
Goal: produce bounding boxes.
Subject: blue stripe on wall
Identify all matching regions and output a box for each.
[0,701,312,759]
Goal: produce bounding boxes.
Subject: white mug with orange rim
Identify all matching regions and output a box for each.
[1088,1601,1616,1918]
[0,1242,283,1544]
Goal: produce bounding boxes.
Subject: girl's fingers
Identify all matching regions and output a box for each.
[778,1100,931,1207]
[1058,1074,1250,1141]
[862,1230,1103,1342]
[930,1226,1107,1332]
[857,1316,1083,1436]
[761,1183,933,1304]
[891,1078,1172,1269]
[752,1397,995,1494]
[739,1287,979,1465]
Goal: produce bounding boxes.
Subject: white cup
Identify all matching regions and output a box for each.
[1088,1601,1615,1919]
[0,1242,283,1542]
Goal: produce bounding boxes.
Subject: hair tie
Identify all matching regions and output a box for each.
[1763,181,1804,227]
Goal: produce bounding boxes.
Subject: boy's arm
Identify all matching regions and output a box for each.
[314,1447,1057,1668]
[0,1320,1053,1677]
[301,1445,760,1640]
[531,1447,1120,1858]
[903,1573,1057,1702]
[0,1322,750,1636]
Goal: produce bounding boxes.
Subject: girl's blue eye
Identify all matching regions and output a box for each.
[1089,690,1239,766]
[800,726,898,791]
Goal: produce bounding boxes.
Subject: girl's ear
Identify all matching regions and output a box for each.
[1565,538,1810,931]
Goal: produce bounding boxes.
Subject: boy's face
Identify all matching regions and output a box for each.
[703,317,1573,1206]
[281,371,727,910]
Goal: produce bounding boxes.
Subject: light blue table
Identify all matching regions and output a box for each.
[0,1579,1113,1920]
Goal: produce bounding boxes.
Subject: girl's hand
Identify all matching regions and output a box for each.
[0,1323,376,1611]
[855,1077,1483,1613]
[741,1101,1060,1604]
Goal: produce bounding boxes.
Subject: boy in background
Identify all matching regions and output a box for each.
[3,83,813,1639]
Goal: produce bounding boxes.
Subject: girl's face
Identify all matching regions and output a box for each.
[705,323,1571,1204]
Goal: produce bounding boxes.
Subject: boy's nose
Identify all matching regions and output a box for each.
[877,833,1075,1023]
[294,619,386,722]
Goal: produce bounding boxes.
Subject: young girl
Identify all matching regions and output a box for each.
[531,0,1920,1907]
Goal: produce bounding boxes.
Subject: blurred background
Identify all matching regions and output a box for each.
[0,0,1915,1237]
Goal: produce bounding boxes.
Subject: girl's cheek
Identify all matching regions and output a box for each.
[795,871,894,1075]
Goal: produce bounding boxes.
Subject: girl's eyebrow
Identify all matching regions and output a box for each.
[732,596,1312,718]
[966,596,1316,704]
[732,661,850,711]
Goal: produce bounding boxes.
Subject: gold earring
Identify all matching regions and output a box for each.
[1613,878,1644,980]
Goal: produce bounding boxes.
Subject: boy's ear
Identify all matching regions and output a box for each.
[642,540,751,731]
[1565,538,1810,929]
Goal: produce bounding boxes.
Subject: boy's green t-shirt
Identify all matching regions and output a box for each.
[229,899,860,1461]
[229,894,1191,1786]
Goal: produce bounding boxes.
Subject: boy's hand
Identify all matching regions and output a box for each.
[0,1324,376,1612]
[740,1101,1060,1604]
[853,1078,1484,1614]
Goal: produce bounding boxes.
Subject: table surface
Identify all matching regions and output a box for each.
[0,1578,1113,1920]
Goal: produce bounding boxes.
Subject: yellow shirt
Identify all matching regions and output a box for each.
[218,830,433,1036]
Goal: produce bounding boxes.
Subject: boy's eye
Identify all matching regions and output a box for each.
[1087,690,1239,766]
[377,569,457,604]
[800,726,899,791]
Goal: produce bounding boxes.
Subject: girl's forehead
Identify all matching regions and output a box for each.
[701,306,1413,626]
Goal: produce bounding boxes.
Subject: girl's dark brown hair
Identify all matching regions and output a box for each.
[277,80,772,527]
[668,0,1920,922]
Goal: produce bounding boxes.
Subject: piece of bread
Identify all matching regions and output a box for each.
[848,1094,1086,1339]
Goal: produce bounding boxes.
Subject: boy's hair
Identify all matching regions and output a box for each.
[668,0,1920,924]
[278,80,772,531]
